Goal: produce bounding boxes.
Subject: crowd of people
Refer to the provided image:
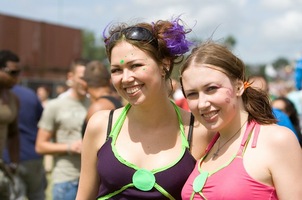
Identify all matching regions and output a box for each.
[1,16,302,200]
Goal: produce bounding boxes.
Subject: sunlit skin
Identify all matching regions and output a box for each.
[181,64,244,135]
[68,65,87,100]
[181,63,302,199]
[110,41,167,107]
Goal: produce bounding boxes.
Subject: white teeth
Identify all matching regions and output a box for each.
[126,86,141,94]
[203,111,217,118]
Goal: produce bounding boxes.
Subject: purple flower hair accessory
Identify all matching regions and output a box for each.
[164,18,193,56]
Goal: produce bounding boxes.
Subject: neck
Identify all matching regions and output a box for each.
[128,98,176,127]
[219,111,249,141]
[69,89,85,101]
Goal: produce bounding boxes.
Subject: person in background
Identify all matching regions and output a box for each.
[272,96,302,146]
[4,83,46,200]
[55,84,67,97]
[35,58,88,200]
[180,41,302,199]
[171,78,190,111]
[36,85,53,174]
[81,60,123,136]
[76,17,212,199]
[249,75,299,141]
[0,50,21,199]
[36,85,50,108]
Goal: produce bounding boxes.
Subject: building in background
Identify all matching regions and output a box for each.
[0,13,82,97]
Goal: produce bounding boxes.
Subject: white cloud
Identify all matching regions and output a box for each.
[261,0,302,10]
[263,10,302,42]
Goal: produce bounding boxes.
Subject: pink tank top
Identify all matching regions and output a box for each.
[181,121,278,200]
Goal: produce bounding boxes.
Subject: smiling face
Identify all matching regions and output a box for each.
[110,41,165,106]
[181,63,241,132]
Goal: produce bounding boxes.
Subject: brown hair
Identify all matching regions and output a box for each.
[180,41,276,125]
[83,60,110,87]
[104,18,191,80]
[69,58,89,72]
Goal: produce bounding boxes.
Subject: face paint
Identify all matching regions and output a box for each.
[120,59,124,64]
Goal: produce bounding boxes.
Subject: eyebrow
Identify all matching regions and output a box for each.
[111,59,146,67]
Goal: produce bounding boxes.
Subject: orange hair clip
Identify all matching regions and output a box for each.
[243,81,251,89]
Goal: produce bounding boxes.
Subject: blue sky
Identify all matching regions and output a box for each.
[0,0,301,65]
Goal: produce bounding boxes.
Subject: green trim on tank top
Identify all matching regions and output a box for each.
[190,125,254,200]
[109,100,189,172]
[100,101,188,199]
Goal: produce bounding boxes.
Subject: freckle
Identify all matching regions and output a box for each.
[225,98,230,103]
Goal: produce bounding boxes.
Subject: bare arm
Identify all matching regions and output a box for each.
[35,128,82,155]
[76,110,112,200]
[269,126,302,199]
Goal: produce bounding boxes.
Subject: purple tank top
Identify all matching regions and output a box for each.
[96,103,196,200]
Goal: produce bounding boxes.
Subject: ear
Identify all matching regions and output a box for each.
[162,59,171,72]
[236,79,244,96]
[66,72,74,87]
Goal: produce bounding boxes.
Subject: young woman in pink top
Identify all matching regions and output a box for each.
[180,41,302,199]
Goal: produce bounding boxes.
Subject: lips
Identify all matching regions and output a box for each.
[202,110,218,119]
[125,85,142,95]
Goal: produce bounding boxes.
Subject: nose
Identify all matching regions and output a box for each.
[197,94,210,110]
[122,69,135,83]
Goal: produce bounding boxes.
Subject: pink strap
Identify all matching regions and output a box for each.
[241,121,256,147]
[251,123,260,148]
[238,120,260,155]
[205,133,220,154]
[204,121,260,156]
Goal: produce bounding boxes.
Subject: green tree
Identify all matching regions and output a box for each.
[273,57,289,69]
[81,30,107,61]
[223,35,236,50]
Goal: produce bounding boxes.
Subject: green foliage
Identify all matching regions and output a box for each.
[223,35,236,49]
[272,57,289,69]
[81,30,107,62]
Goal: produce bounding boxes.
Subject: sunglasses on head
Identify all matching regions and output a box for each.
[1,68,21,77]
[106,27,158,50]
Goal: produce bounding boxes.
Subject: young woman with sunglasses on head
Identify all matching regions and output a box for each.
[76,17,212,200]
[180,41,302,200]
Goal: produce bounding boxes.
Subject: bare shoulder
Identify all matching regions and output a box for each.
[255,124,301,164]
[180,109,214,159]
[84,107,124,147]
[259,124,300,149]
